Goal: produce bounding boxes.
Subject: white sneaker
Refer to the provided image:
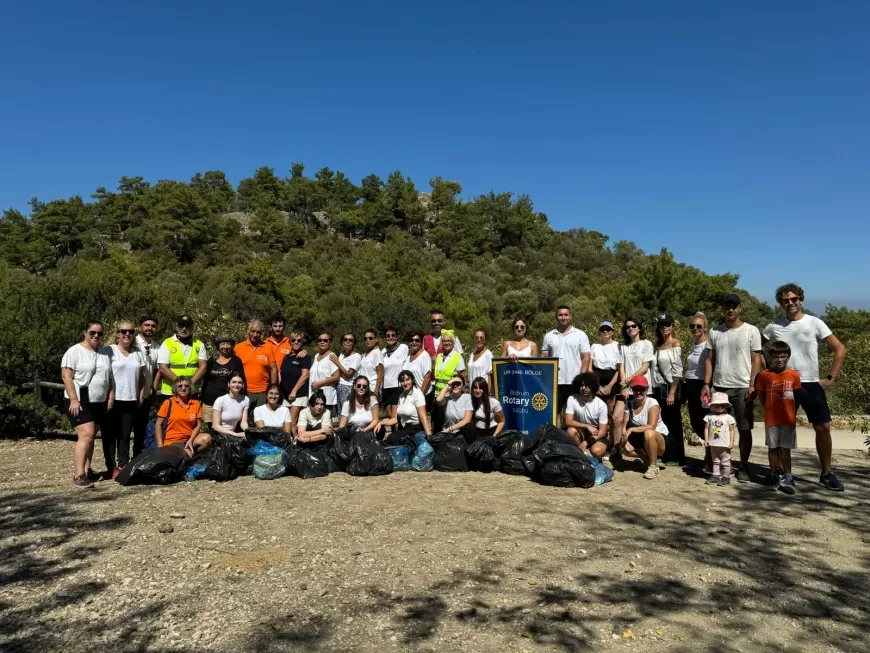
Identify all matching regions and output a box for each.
[643,466,659,480]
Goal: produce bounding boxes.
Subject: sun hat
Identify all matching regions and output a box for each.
[709,392,731,407]
[214,333,235,346]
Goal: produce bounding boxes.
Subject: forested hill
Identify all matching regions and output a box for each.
[0,164,771,391]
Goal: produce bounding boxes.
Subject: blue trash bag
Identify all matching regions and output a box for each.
[249,440,284,457]
[144,418,157,451]
[184,464,208,482]
[411,432,434,472]
[591,458,614,485]
[386,445,411,472]
[253,451,289,480]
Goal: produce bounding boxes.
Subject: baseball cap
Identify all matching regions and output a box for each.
[214,333,235,346]
[656,313,674,326]
[176,315,194,327]
[629,375,649,389]
[722,294,741,306]
[599,321,614,330]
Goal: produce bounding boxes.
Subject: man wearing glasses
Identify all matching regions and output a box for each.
[235,320,278,416]
[424,310,463,365]
[763,283,847,492]
[157,315,207,403]
[279,331,312,433]
[133,315,160,457]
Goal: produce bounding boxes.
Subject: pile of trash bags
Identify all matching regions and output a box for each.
[117,423,612,489]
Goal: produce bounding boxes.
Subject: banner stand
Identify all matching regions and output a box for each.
[492,357,558,436]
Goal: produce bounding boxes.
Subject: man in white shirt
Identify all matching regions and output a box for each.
[133,315,161,456]
[763,283,847,492]
[702,294,763,483]
[541,306,592,417]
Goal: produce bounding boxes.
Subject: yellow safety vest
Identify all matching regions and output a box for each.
[433,351,463,391]
[160,337,203,395]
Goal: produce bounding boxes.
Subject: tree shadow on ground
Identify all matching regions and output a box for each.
[0,488,192,653]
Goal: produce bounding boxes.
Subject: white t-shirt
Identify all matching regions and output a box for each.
[591,342,620,371]
[213,394,250,430]
[253,404,291,428]
[467,349,493,383]
[704,413,736,447]
[358,349,384,386]
[625,397,668,435]
[403,352,433,393]
[338,352,362,386]
[136,335,160,399]
[473,397,503,430]
[565,394,609,426]
[61,344,112,403]
[310,354,339,405]
[620,340,655,387]
[381,344,409,389]
[707,323,762,388]
[297,407,332,430]
[104,345,145,402]
[341,396,379,428]
[763,315,833,382]
[432,334,463,355]
[685,341,710,380]
[156,336,207,365]
[542,327,591,385]
[443,393,472,427]
[396,387,426,425]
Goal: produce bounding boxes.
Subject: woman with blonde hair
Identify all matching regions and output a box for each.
[684,312,712,468]
[432,332,466,432]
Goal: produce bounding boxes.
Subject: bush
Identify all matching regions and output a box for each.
[0,382,69,438]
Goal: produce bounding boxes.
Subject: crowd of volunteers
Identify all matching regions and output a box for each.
[61,283,848,493]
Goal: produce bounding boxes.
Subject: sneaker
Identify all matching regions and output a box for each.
[819,471,844,492]
[717,475,731,486]
[705,475,720,485]
[779,474,797,495]
[735,468,751,483]
[73,474,95,489]
[765,473,780,491]
[112,466,123,480]
[643,466,660,480]
[656,459,666,469]
[85,468,100,482]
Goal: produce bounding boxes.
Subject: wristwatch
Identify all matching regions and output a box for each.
[826,375,835,381]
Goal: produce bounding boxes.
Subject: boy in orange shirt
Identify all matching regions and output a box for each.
[755,340,802,494]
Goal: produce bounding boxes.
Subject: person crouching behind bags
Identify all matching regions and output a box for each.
[431,332,466,432]
[154,377,211,457]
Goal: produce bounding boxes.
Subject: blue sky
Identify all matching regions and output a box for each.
[2,1,868,309]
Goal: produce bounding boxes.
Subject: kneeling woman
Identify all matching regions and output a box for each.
[616,375,667,480]
[296,390,333,444]
[381,370,432,444]
[253,384,292,432]
[155,378,211,456]
[564,372,610,460]
[210,372,250,440]
[338,375,380,432]
[470,377,505,441]
[437,375,475,443]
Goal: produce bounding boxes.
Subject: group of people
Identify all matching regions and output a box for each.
[61,284,848,494]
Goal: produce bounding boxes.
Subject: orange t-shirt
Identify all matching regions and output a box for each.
[755,369,801,427]
[157,397,202,445]
[234,340,274,393]
[268,337,292,370]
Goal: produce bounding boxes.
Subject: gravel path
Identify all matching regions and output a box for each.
[1,439,868,652]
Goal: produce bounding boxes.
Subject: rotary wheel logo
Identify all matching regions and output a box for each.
[531,393,549,411]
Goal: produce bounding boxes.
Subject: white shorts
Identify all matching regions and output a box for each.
[282,396,309,408]
[765,425,796,450]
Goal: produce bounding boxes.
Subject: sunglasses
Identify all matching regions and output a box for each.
[689,324,704,330]
[599,327,613,333]
[365,336,376,341]
[291,338,303,343]
[625,324,639,329]
[87,330,104,337]
[317,338,331,343]
[431,319,443,324]
[631,386,647,392]
[449,382,462,388]
[781,297,801,305]
[514,324,526,330]
[342,337,355,342]
[410,337,421,343]
[355,384,368,390]
[385,334,397,338]
[118,329,135,335]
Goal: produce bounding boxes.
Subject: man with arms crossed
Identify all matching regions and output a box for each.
[763,283,847,492]
[702,295,763,482]
[541,306,592,417]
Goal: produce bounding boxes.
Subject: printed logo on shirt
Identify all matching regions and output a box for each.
[257,355,268,363]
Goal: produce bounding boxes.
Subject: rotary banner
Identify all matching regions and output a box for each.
[492,358,558,436]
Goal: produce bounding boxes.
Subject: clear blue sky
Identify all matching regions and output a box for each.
[2,1,868,309]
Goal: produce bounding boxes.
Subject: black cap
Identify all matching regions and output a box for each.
[723,294,741,306]
[176,315,194,326]
[657,313,674,326]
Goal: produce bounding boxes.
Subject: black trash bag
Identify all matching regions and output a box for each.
[495,430,526,475]
[346,431,393,476]
[427,431,469,472]
[527,440,596,488]
[329,427,357,471]
[246,426,293,450]
[116,446,190,486]
[211,432,252,476]
[521,424,577,475]
[202,442,237,481]
[288,443,331,479]
[466,436,498,473]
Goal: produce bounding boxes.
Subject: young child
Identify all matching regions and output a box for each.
[704,393,737,486]
[755,340,802,494]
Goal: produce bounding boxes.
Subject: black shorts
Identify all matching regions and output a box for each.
[794,382,831,425]
[557,384,573,414]
[626,431,646,451]
[65,400,107,428]
[585,434,611,449]
[380,387,401,408]
[593,368,618,397]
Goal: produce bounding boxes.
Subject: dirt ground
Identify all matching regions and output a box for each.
[1,438,868,653]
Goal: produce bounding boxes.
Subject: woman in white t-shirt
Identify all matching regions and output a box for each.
[61,320,114,488]
[332,332,361,412]
[683,312,710,451]
[211,372,250,439]
[381,370,432,444]
[436,375,475,442]
[404,331,433,411]
[501,317,539,358]
[358,330,384,397]
[617,317,655,400]
[102,321,146,477]
[338,375,380,432]
[310,332,340,412]
[467,329,494,392]
[296,390,333,444]
[380,326,409,414]
[616,375,667,480]
[470,377,505,440]
[253,384,292,432]
[564,372,610,460]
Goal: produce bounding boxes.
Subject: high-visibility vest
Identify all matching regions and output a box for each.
[160,337,203,395]
[424,329,456,364]
[433,351,462,391]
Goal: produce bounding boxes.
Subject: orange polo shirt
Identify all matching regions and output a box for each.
[157,396,202,445]
[234,340,274,393]
[268,336,292,370]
